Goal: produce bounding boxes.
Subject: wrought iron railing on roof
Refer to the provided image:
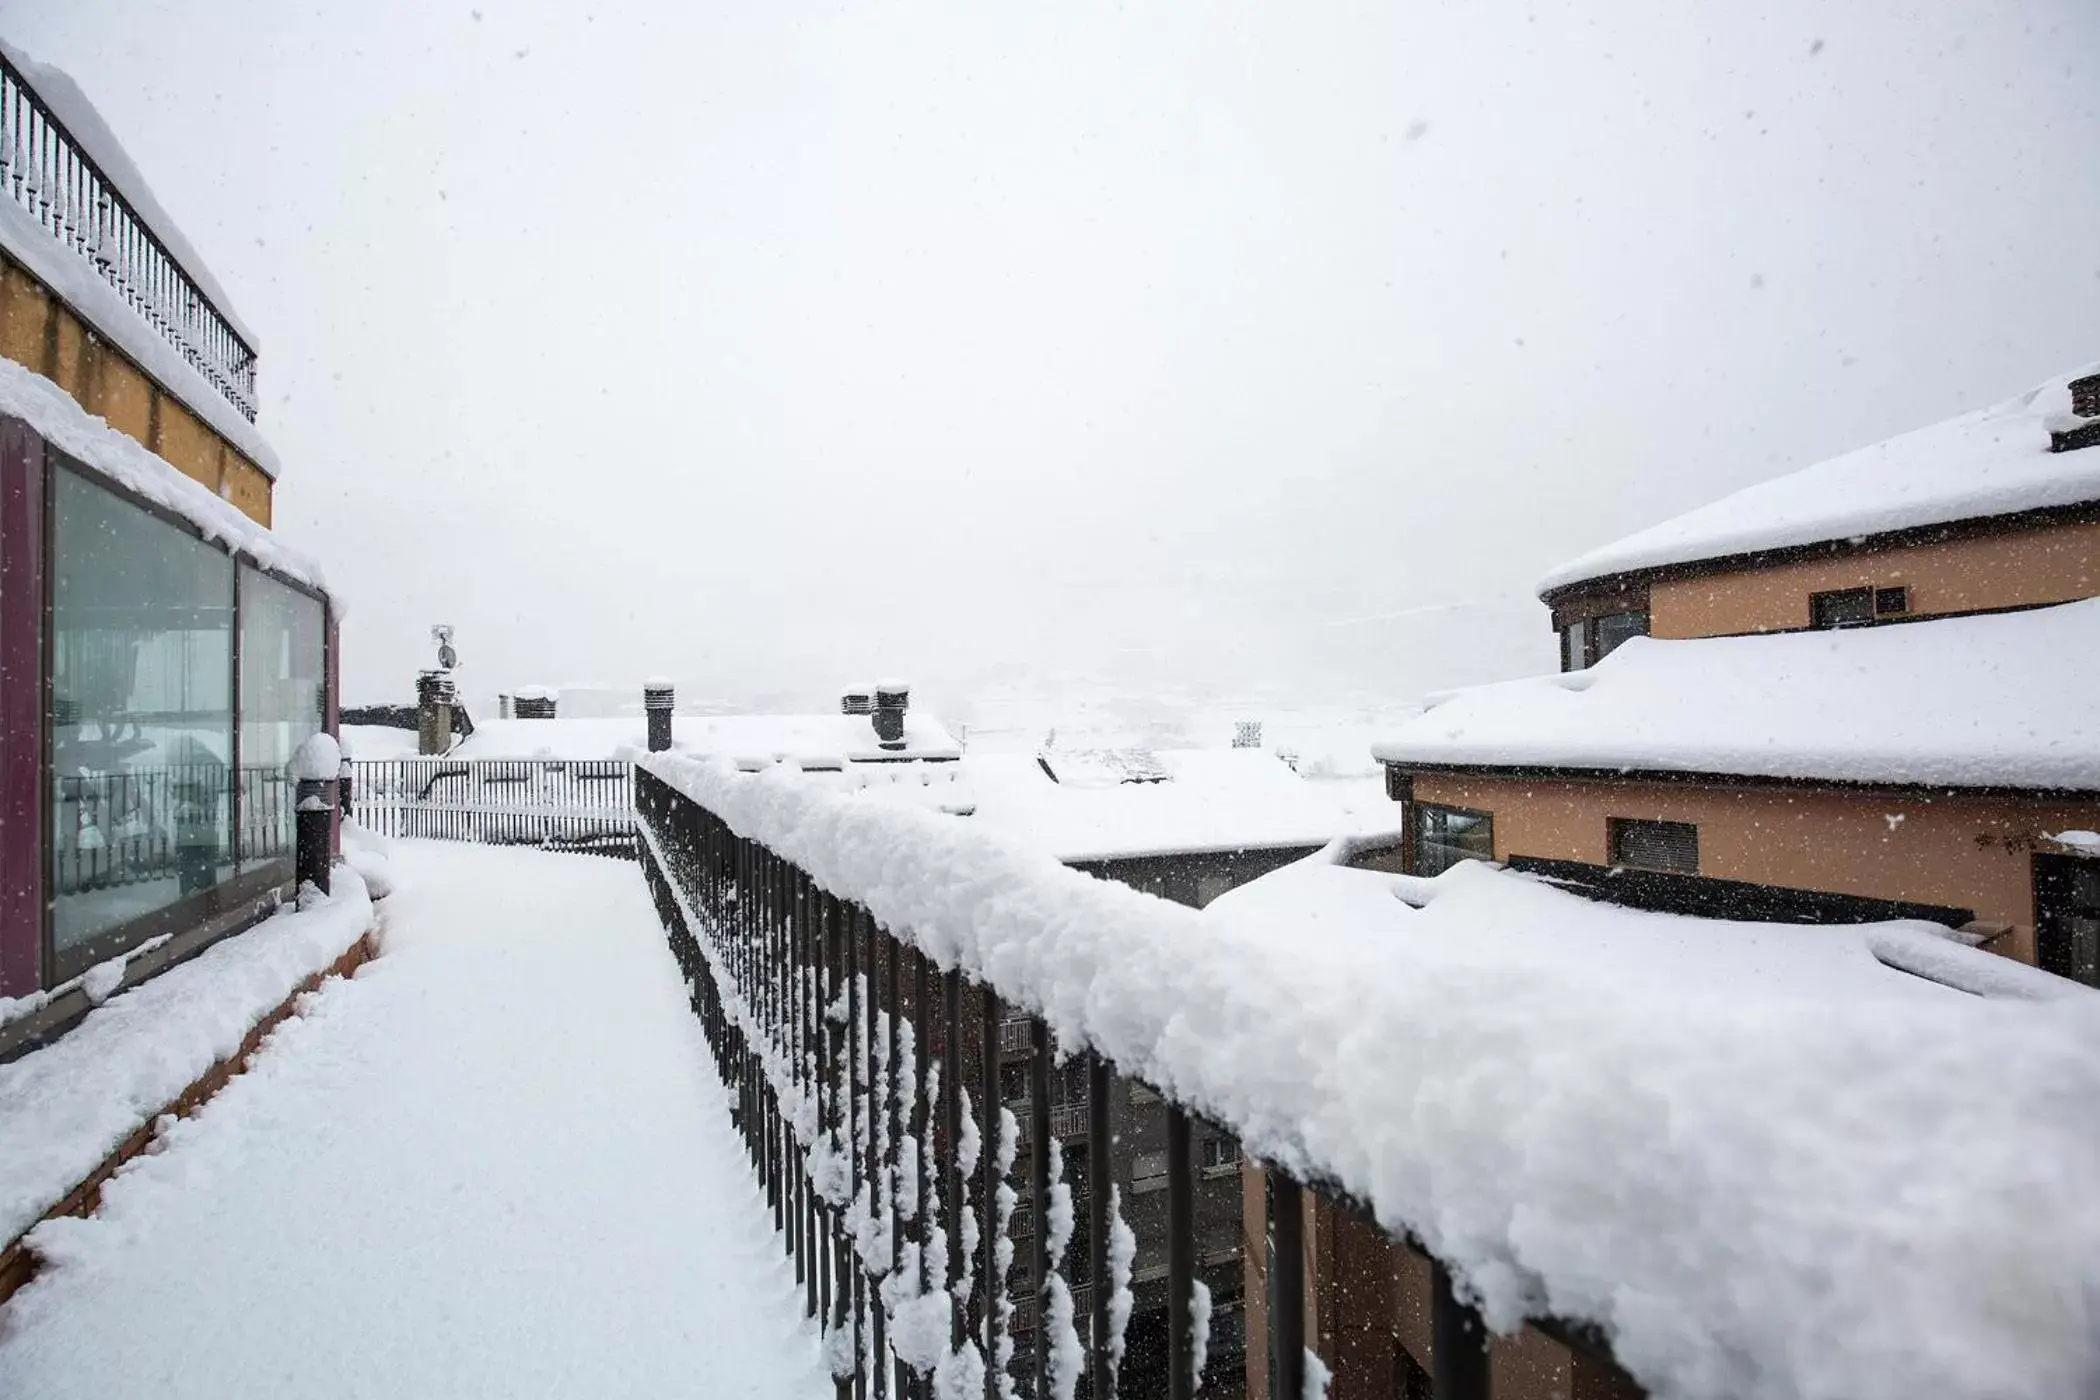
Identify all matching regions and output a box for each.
[0,52,259,422]
[633,765,1643,1400]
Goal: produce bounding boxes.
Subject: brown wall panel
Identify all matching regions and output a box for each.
[1648,521,2100,638]
[1412,773,2100,965]
[0,255,273,527]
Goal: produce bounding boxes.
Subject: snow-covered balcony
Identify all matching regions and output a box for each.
[0,44,259,425]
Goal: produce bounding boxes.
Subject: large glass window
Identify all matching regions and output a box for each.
[238,565,327,867]
[1413,803,1494,876]
[49,467,236,962]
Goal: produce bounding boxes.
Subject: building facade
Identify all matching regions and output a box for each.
[1238,363,2100,1400]
[0,44,336,1056]
[1382,364,2100,985]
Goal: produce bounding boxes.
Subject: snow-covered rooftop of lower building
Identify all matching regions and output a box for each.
[1372,598,2100,790]
[639,754,2100,1400]
[1539,363,2100,595]
[940,748,1376,863]
[0,358,321,593]
[456,712,962,765]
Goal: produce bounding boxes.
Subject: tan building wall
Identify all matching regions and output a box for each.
[1646,519,2100,639]
[1411,773,2100,966]
[0,255,272,526]
[1244,1164,1641,1400]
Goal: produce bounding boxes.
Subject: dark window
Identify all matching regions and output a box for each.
[999,1059,1028,1106]
[50,466,236,967]
[2036,856,2100,989]
[1874,586,1909,617]
[1810,587,1875,629]
[1202,1136,1240,1169]
[1609,818,1699,874]
[1591,609,1649,661]
[1561,611,1647,670]
[1414,803,1494,876]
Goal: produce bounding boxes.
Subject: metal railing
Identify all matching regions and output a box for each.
[52,763,293,894]
[347,758,635,857]
[0,51,259,421]
[633,766,1640,1400]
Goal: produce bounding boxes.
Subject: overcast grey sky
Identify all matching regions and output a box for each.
[5,0,2097,720]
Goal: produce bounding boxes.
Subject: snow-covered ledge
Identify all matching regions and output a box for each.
[640,751,2100,1400]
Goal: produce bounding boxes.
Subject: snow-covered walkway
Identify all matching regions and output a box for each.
[0,842,829,1400]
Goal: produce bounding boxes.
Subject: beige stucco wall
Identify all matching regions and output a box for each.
[1412,773,2100,966]
[1648,520,2100,638]
[0,257,272,527]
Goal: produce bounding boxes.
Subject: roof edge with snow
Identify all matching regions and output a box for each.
[1538,363,2100,599]
[0,357,325,596]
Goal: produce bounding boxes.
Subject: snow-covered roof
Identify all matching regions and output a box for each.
[0,46,279,482]
[946,749,1373,863]
[0,357,321,593]
[1371,597,2100,790]
[1205,845,2084,1003]
[639,753,2100,1400]
[1539,363,2100,596]
[457,712,963,765]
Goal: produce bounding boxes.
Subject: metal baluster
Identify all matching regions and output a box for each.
[839,898,865,1400]
[1088,1053,1113,1400]
[1431,1261,1490,1400]
[1166,1104,1195,1400]
[1030,1018,1052,1400]
[860,910,877,1400]
[942,967,965,1352]
[980,986,1003,1400]
[909,947,932,1400]
[882,927,902,1400]
[1268,1173,1306,1400]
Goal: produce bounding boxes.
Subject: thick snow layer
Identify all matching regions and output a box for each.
[462,711,963,764]
[0,842,830,1400]
[0,177,278,479]
[641,752,2100,1400]
[286,731,342,783]
[1371,598,2100,790]
[0,873,372,1248]
[1541,363,2100,593]
[337,724,420,760]
[936,749,1376,863]
[0,358,318,590]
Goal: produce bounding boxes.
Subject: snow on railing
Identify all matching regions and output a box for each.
[0,50,258,421]
[635,757,1618,1400]
[635,751,2100,1400]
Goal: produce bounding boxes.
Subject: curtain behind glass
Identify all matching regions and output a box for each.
[238,566,326,867]
[49,468,236,957]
